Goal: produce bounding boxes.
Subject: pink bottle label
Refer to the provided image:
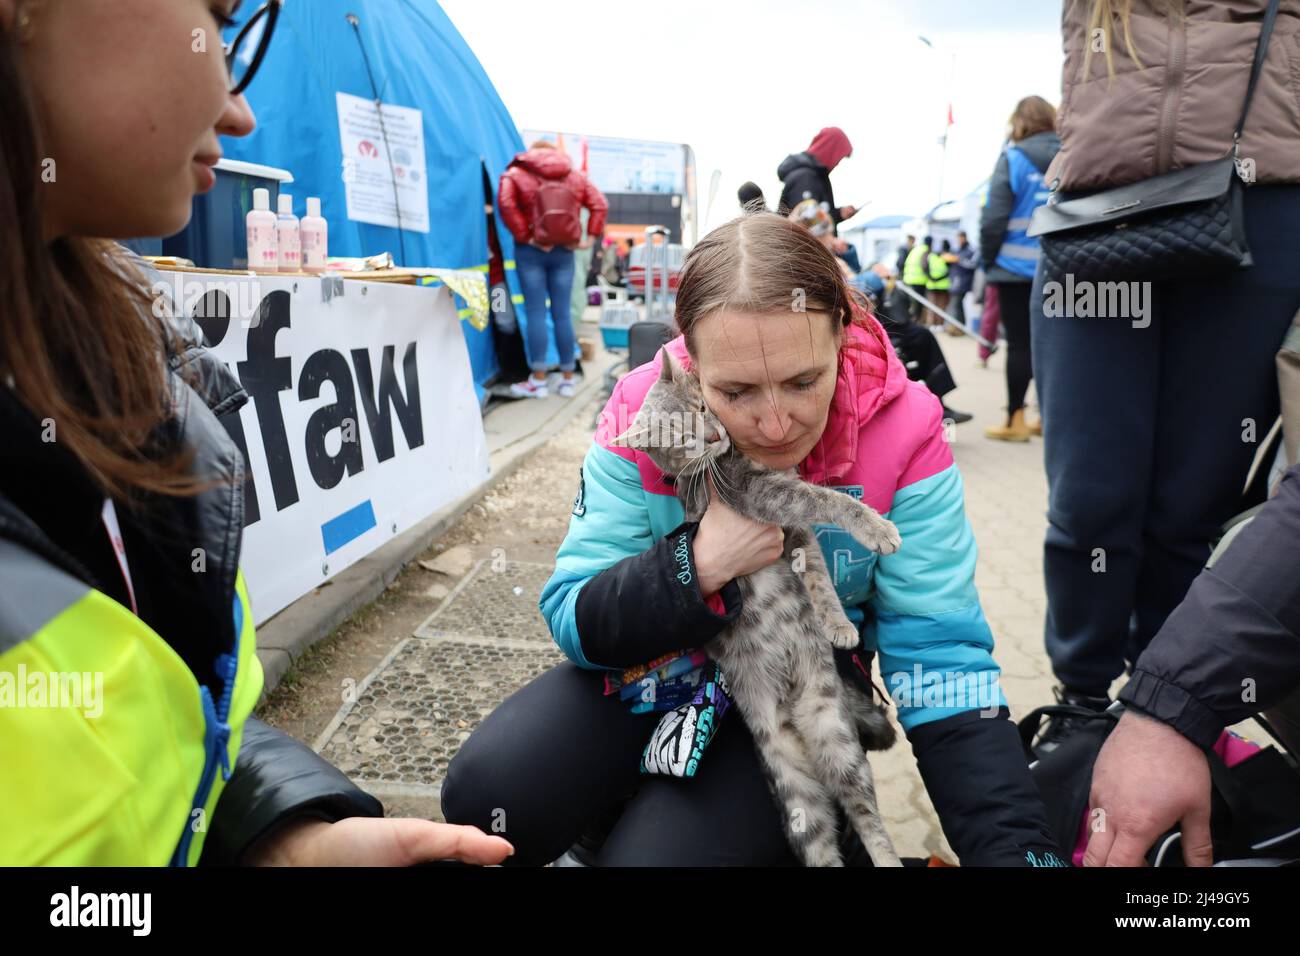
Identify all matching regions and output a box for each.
[248,224,277,269]
[302,229,327,269]
[278,223,300,271]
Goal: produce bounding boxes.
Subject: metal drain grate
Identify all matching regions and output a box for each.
[316,636,564,796]
[413,558,556,643]
[316,558,569,802]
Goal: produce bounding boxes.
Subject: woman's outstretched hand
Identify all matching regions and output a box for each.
[245,816,515,867]
[692,472,784,598]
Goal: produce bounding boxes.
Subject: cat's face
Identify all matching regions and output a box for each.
[608,348,730,476]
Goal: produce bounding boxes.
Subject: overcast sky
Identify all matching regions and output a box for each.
[441,0,1065,235]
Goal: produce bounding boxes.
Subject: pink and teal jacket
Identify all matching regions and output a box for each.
[542,315,1006,731]
[537,313,1064,866]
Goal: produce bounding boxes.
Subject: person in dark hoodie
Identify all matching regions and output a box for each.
[978,96,1059,443]
[776,127,857,232]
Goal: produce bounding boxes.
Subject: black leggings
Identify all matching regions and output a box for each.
[994,281,1033,415]
[441,663,879,866]
[875,302,956,398]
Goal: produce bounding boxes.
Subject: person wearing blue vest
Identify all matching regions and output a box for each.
[978,96,1059,442]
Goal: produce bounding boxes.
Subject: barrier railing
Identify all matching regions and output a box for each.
[890,281,995,350]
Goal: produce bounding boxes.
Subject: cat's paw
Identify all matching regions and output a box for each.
[828,622,860,650]
[850,514,901,555]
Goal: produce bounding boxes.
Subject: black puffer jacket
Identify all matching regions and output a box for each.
[0,248,383,864]
[777,152,841,229]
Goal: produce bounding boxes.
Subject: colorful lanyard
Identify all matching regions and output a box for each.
[100,498,138,616]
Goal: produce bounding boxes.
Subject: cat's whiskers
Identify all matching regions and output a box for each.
[679,454,709,510]
[704,455,740,508]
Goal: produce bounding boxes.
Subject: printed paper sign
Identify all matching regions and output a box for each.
[337,91,430,233]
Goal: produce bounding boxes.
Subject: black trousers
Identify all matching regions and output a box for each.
[876,305,957,399]
[992,280,1033,415]
[950,288,968,327]
[1031,185,1300,692]
[906,282,930,322]
[441,662,885,866]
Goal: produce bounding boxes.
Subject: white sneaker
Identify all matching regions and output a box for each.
[557,379,576,398]
[510,377,548,399]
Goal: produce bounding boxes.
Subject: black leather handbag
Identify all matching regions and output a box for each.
[1027,0,1280,284]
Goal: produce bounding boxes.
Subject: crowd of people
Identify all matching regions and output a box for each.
[3,0,1298,870]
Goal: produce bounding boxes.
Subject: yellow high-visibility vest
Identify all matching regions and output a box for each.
[902,244,930,286]
[926,253,951,291]
[0,538,262,865]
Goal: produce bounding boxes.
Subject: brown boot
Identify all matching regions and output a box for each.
[1027,417,1043,436]
[985,408,1032,442]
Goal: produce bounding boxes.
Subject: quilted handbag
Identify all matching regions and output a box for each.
[1027,0,1279,285]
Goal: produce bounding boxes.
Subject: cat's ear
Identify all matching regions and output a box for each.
[658,347,680,383]
[608,414,653,450]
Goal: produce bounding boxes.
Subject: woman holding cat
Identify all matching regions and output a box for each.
[443,213,1062,867]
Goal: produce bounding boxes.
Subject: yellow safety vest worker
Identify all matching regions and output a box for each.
[903,244,930,286]
[926,252,951,291]
[0,544,262,865]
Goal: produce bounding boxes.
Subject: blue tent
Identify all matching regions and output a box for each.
[221,0,556,401]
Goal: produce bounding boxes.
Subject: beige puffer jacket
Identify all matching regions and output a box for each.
[1048,0,1300,191]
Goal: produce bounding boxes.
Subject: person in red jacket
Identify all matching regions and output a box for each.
[498,141,608,399]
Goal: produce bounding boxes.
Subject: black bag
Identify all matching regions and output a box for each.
[1019,702,1300,866]
[627,320,675,372]
[1027,0,1280,284]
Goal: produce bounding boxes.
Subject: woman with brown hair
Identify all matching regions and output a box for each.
[979,95,1060,442]
[0,0,510,866]
[443,213,1064,866]
[1028,0,1300,770]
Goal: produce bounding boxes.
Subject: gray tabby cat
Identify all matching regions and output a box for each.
[610,348,904,867]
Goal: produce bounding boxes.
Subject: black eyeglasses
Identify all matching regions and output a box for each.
[224,0,282,96]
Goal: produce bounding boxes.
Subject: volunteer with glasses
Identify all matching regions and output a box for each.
[0,0,510,866]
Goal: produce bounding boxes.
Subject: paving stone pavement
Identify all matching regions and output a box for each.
[318,326,1064,862]
[315,560,565,799]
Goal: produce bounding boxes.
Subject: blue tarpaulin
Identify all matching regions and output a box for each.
[221,0,544,402]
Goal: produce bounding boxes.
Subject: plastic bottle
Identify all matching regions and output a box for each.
[276,194,301,273]
[301,197,329,274]
[246,188,278,274]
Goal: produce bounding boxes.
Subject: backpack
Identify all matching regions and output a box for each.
[1019,703,1300,866]
[531,176,583,247]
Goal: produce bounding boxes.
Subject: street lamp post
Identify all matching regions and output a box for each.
[918,35,956,212]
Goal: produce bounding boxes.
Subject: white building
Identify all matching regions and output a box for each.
[838,214,912,272]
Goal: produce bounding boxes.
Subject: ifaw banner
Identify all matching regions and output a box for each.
[159,272,490,624]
